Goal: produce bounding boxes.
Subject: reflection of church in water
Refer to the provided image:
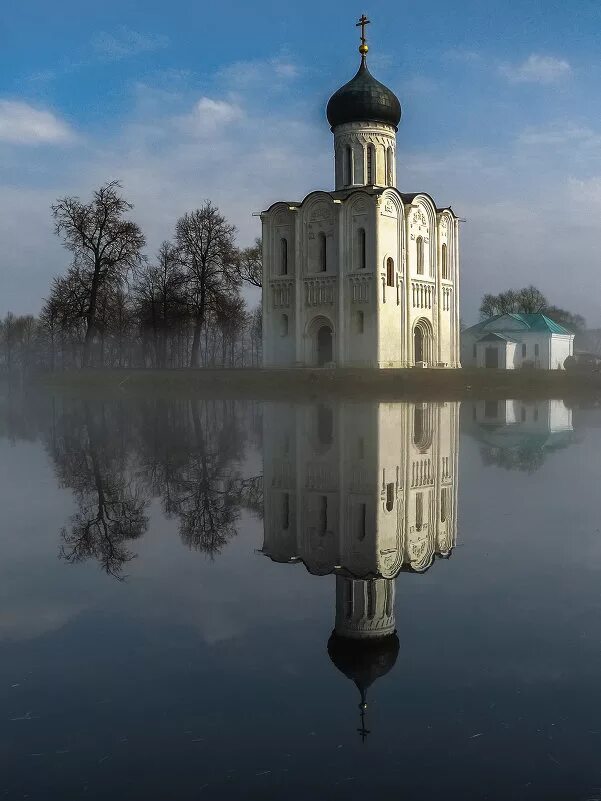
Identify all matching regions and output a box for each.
[261,401,460,738]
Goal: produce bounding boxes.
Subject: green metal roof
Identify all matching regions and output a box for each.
[477,332,518,343]
[465,313,573,336]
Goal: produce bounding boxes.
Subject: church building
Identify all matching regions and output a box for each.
[261,16,461,368]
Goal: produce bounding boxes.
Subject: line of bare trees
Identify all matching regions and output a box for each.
[0,181,263,371]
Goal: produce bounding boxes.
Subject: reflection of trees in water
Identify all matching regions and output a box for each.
[4,389,260,575]
[479,439,573,474]
[50,402,149,579]
[134,398,251,558]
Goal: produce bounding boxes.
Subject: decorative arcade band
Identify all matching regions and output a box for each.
[260,400,460,739]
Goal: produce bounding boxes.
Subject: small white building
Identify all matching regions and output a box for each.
[260,18,461,368]
[461,313,574,370]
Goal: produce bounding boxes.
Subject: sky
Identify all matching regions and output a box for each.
[2,0,601,324]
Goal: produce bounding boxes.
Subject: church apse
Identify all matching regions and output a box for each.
[261,399,460,738]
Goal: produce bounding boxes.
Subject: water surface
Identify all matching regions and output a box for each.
[1,390,600,800]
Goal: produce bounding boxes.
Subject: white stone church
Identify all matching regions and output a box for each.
[261,18,461,368]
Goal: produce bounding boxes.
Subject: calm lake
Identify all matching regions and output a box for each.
[1,389,601,800]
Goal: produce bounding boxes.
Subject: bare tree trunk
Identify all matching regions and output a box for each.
[190,318,202,368]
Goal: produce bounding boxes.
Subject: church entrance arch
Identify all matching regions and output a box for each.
[413,318,433,366]
[306,316,335,367]
[317,326,333,366]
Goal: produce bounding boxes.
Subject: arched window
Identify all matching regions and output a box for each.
[386,146,393,185]
[357,227,366,269]
[280,237,288,275]
[318,232,327,272]
[280,313,288,336]
[416,236,424,274]
[386,257,395,287]
[356,310,364,334]
[441,243,448,279]
[366,144,375,184]
[386,482,394,512]
[345,145,353,186]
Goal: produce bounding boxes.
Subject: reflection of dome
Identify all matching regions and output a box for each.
[327,630,400,699]
[326,57,401,130]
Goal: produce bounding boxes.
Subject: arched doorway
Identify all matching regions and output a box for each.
[317,326,333,366]
[414,327,424,364]
[306,316,335,367]
[413,319,433,366]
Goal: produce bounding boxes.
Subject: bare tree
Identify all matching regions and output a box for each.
[236,238,262,287]
[175,202,240,368]
[479,286,547,318]
[51,181,145,367]
[133,241,187,367]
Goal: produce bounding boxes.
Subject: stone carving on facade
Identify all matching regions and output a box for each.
[383,198,397,216]
[270,280,294,309]
[274,210,290,226]
[304,276,336,306]
[349,274,372,303]
[309,203,333,223]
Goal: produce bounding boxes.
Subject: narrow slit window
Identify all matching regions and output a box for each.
[280,237,288,275]
[415,493,424,532]
[367,582,375,619]
[416,237,424,275]
[344,578,353,619]
[386,257,395,287]
[356,310,364,334]
[367,144,375,184]
[345,146,353,185]
[441,243,448,279]
[318,233,327,272]
[440,488,447,523]
[358,228,366,269]
[386,482,394,512]
[280,313,288,336]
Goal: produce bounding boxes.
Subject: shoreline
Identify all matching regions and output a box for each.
[29,367,601,401]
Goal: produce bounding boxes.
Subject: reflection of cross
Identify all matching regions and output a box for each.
[357,702,371,743]
[356,14,370,47]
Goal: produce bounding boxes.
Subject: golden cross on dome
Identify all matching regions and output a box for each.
[356,14,370,56]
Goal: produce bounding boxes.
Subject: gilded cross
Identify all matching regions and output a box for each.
[356,14,370,49]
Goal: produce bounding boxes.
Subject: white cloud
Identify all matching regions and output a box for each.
[518,123,594,146]
[92,26,169,60]
[217,54,301,90]
[500,54,572,85]
[0,100,74,144]
[179,97,245,136]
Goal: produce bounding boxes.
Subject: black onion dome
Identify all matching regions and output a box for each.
[326,58,401,130]
[327,631,400,697]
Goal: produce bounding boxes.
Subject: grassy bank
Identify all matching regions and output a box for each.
[34,367,601,401]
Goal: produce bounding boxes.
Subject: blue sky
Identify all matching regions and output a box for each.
[2,0,601,322]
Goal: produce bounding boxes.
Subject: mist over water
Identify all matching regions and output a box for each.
[1,388,601,800]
